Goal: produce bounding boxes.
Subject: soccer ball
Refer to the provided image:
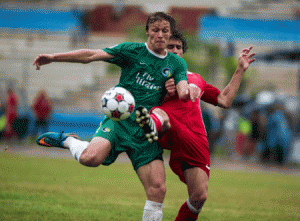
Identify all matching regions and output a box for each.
[101,87,135,121]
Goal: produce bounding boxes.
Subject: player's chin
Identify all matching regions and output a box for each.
[156,42,166,48]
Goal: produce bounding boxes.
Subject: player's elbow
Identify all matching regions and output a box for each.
[221,101,232,109]
[79,49,96,64]
[217,97,232,109]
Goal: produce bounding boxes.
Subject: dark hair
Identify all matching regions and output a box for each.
[146,12,177,32]
[170,30,188,54]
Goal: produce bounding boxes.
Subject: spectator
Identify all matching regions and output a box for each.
[201,104,220,154]
[71,6,90,48]
[249,110,266,159]
[4,88,19,141]
[31,89,53,138]
[264,103,292,165]
[0,100,6,140]
[222,108,240,157]
[235,113,253,159]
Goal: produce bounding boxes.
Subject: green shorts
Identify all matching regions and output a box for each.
[94,116,163,171]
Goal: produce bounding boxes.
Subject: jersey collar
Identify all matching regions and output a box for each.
[145,43,168,59]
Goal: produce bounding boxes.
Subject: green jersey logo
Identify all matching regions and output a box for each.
[102,127,111,133]
[162,68,173,78]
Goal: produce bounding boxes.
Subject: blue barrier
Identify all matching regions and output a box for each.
[0,7,78,32]
[19,109,105,139]
[199,16,300,43]
[48,111,105,138]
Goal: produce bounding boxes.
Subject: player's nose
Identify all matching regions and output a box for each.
[157,31,163,37]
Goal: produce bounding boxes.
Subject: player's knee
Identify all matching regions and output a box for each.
[79,153,103,167]
[190,189,208,204]
[147,183,167,200]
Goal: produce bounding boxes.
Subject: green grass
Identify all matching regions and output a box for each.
[1,152,300,221]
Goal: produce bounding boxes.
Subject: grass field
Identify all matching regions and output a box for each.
[1,152,300,221]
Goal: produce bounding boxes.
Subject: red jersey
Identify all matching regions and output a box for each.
[6,92,18,123]
[155,72,220,183]
[33,95,52,120]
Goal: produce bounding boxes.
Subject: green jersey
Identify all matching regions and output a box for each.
[97,42,188,171]
[103,42,188,111]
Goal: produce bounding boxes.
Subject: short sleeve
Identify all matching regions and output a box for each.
[173,57,188,85]
[201,84,221,106]
[103,42,137,68]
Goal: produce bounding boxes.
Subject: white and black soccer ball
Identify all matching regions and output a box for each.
[101,87,135,121]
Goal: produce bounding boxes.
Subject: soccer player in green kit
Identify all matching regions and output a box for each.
[33,12,197,221]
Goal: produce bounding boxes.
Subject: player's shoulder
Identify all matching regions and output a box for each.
[187,71,206,81]
[110,42,145,50]
[168,53,187,65]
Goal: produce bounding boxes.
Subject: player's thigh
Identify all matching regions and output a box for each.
[137,159,166,189]
[184,167,209,197]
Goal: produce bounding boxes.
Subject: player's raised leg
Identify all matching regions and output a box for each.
[136,106,171,142]
[78,137,112,167]
[37,132,111,166]
[36,132,79,148]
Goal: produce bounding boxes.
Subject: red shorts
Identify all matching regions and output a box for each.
[151,106,211,184]
[170,158,210,183]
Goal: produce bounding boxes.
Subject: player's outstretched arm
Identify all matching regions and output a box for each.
[33,49,114,70]
[217,46,256,108]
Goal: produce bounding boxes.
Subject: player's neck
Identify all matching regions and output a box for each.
[145,43,168,58]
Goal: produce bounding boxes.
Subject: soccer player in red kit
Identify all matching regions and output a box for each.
[136,31,256,220]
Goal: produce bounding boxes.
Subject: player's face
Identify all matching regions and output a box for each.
[146,20,172,55]
[167,39,183,58]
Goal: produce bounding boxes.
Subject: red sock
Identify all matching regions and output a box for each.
[150,113,162,132]
[174,202,199,221]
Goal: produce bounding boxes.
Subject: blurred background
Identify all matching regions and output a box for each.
[1,0,300,166]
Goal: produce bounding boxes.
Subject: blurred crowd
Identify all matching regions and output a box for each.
[0,88,52,144]
[204,91,299,165]
[0,87,298,166]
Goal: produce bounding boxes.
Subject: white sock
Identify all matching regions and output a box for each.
[63,137,89,161]
[142,200,163,221]
[187,198,202,214]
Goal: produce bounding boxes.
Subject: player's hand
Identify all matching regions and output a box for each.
[238,46,256,71]
[165,78,176,97]
[189,84,201,102]
[33,54,54,70]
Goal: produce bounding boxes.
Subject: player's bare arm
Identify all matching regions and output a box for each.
[161,78,176,102]
[33,49,114,70]
[217,46,256,108]
[165,78,176,96]
[165,78,200,103]
[188,83,201,103]
[176,80,190,102]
